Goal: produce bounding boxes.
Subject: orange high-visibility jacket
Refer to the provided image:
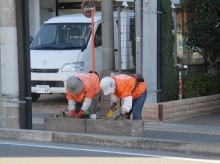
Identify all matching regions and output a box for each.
[113,74,147,100]
[66,73,100,103]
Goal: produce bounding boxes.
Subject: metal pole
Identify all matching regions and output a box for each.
[91,8,95,73]
[157,0,161,102]
[101,0,114,70]
[135,0,142,74]
[23,0,32,129]
[178,71,183,100]
[16,0,32,129]
[117,7,122,73]
[158,104,163,121]
[16,0,27,129]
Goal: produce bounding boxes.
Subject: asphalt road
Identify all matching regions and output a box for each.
[0,138,220,164]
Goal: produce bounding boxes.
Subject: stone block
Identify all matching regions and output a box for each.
[162,101,174,108]
[185,104,197,110]
[44,117,144,137]
[86,119,144,137]
[197,96,209,103]
[44,117,86,133]
[173,111,186,118]
[208,94,219,101]
[173,105,186,113]
[163,107,173,114]
[163,113,174,120]
[173,99,185,107]
[2,102,20,129]
[185,97,198,105]
[197,102,208,108]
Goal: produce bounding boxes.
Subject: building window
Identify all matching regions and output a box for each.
[174,9,204,66]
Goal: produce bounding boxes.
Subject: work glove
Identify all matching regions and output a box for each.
[77,110,90,119]
[114,113,125,120]
[77,109,83,118]
[69,110,75,118]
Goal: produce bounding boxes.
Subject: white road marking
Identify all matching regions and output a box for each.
[0,141,219,163]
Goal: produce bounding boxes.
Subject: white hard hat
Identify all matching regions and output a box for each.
[66,76,83,94]
[100,77,115,95]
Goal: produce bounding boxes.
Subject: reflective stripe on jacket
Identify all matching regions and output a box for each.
[66,73,100,103]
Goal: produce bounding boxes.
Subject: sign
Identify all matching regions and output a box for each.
[36,85,50,93]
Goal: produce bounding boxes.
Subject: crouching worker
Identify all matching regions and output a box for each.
[100,74,147,120]
[66,72,100,119]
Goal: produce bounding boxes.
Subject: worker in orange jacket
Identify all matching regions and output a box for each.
[100,74,147,120]
[66,72,100,119]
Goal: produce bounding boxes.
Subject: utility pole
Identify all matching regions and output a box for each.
[135,0,143,74]
[101,0,115,71]
[16,0,32,129]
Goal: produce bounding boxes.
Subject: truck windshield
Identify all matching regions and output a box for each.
[31,23,91,50]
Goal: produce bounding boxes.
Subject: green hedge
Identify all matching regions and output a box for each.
[160,0,178,102]
[183,73,220,98]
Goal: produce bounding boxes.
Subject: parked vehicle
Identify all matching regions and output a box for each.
[30,11,134,101]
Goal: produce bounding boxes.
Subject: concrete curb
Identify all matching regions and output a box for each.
[0,128,220,156]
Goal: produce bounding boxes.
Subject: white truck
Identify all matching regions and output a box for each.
[30,11,134,101]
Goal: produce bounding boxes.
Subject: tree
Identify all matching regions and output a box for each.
[182,0,220,74]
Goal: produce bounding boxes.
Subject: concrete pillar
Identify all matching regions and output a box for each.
[135,0,143,74]
[0,0,20,128]
[101,0,115,70]
[142,0,158,103]
[28,0,40,38]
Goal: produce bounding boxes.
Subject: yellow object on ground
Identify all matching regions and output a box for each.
[106,103,118,118]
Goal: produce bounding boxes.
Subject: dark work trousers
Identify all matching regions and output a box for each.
[128,89,147,120]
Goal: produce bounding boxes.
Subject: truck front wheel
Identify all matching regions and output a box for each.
[32,93,40,102]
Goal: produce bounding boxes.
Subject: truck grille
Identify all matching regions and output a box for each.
[31,81,64,87]
[31,69,59,73]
